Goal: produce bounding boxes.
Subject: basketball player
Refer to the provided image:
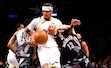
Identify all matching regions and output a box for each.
[7,21,37,68]
[7,23,24,68]
[24,3,62,68]
[56,26,93,68]
[24,2,81,68]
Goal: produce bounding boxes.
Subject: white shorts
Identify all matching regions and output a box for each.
[38,47,61,68]
[7,50,19,68]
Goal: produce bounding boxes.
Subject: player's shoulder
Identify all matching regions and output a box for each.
[52,17,61,21]
[81,41,87,45]
[28,17,40,25]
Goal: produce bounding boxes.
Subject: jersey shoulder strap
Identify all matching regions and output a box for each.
[37,17,42,30]
[37,16,47,30]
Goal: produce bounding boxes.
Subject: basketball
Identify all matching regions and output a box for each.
[34,30,48,44]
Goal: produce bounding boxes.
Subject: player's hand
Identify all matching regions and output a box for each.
[71,19,81,26]
[48,24,57,35]
[25,39,36,46]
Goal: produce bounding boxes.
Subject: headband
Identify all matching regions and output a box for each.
[42,6,53,11]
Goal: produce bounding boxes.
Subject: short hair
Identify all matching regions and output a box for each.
[16,23,23,29]
[42,3,53,7]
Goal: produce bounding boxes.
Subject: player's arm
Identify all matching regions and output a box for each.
[7,32,16,53]
[57,24,71,30]
[57,19,81,32]
[32,46,37,60]
[81,41,89,57]
[24,28,36,46]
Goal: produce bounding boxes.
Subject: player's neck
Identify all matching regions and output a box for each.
[42,16,52,21]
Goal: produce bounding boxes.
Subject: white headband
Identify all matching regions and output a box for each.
[42,6,53,11]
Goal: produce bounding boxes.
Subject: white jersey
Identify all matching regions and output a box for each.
[27,16,62,47]
[27,16,62,68]
[16,29,30,57]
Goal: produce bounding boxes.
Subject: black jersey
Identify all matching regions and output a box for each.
[55,34,86,64]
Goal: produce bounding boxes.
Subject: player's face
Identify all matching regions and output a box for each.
[77,34,82,39]
[20,24,24,29]
[17,24,24,31]
[42,10,53,20]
